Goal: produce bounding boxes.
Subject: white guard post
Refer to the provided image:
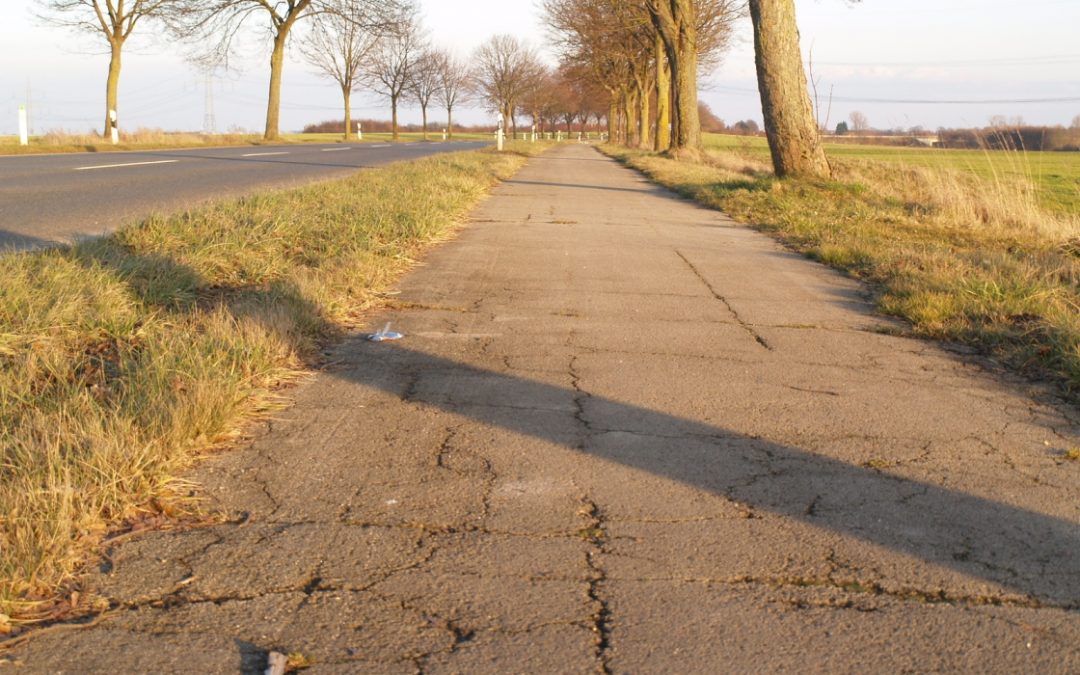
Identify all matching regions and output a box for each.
[357,122,363,140]
[442,128,447,141]
[18,105,28,146]
[496,113,505,151]
[109,109,119,144]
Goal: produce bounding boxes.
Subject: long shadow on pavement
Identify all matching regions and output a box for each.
[339,341,1080,607]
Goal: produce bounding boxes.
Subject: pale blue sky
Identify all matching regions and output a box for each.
[3,0,1079,135]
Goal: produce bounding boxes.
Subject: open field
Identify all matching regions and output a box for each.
[0,131,496,156]
[605,139,1080,402]
[706,133,1080,216]
[0,142,545,627]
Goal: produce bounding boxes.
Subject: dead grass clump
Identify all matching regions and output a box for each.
[0,148,529,624]
[602,144,1080,396]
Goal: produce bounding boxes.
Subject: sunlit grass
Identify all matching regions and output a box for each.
[604,141,1080,397]
[0,129,499,156]
[0,143,543,625]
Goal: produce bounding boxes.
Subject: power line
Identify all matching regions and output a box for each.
[710,85,1080,105]
[816,54,1080,68]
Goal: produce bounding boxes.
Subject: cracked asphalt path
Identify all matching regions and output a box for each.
[12,144,1080,672]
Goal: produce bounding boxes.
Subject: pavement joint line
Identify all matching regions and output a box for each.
[240,151,290,157]
[73,159,179,171]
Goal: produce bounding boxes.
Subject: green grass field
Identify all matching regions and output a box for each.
[705,133,1080,215]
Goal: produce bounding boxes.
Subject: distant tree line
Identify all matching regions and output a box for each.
[937,126,1080,152]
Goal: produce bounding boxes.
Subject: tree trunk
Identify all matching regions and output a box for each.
[607,98,618,141]
[391,95,399,141]
[421,104,428,140]
[672,1,700,154]
[342,87,352,141]
[655,33,671,152]
[104,39,122,139]
[749,0,831,178]
[623,90,638,148]
[264,32,288,141]
[447,107,453,139]
[650,0,701,157]
[637,80,651,150]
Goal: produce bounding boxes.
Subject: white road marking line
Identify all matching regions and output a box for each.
[241,151,290,157]
[321,147,352,152]
[74,159,179,171]
[369,144,392,148]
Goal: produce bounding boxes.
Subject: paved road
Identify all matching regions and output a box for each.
[9,145,1080,672]
[0,141,486,250]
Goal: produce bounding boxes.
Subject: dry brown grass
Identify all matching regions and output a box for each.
[0,144,542,627]
[603,143,1080,397]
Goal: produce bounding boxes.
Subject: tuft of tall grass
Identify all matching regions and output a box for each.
[0,147,532,624]
[602,144,1080,396]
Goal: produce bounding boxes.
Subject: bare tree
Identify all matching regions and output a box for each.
[365,14,422,141]
[748,0,830,178]
[299,0,382,140]
[849,110,869,134]
[171,0,407,141]
[544,0,739,152]
[35,0,179,139]
[433,49,471,140]
[410,48,440,140]
[1071,114,1080,130]
[472,34,545,135]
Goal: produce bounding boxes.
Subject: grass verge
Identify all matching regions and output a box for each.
[601,144,1080,397]
[0,141,544,628]
[0,130,495,156]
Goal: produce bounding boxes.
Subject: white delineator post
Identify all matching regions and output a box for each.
[442,128,447,141]
[496,113,505,152]
[109,109,119,144]
[18,105,28,146]
[357,122,363,140]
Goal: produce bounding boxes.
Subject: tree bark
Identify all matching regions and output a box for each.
[421,104,428,140]
[104,38,123,139]
[637,79,651,150]
[264,31,288,141]
[623,90,638,147]
[342,86,352,141]
[391,95,399,140]
[655,34,671,151]
[447,108,454,139]
[649,0,701,157]
[607,98,618,142]
[748,0,831,178]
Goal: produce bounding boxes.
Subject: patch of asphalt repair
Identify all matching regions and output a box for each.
[7,144,1080,673]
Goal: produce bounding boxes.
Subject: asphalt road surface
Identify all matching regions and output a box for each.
[0,141,487,251]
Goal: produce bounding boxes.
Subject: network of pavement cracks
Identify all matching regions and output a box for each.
[7,144,1080,673]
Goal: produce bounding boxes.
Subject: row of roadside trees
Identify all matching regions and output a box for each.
[40,0,847,180]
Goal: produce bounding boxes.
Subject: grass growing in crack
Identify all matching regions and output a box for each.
[0,143,542,624]
[601,143,1080,397]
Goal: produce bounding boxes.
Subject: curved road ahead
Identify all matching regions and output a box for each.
[0,140,488,250]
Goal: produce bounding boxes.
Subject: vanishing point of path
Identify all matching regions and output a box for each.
[10,144,1080,672]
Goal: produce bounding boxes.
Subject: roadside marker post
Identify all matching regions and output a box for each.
[497,113,504,152]
[357,122,363,140]
[18,105,28,146]
[109,109,118,144]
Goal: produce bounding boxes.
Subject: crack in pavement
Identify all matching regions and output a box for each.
[674,249,773,351]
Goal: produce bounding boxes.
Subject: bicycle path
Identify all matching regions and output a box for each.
[11,143,1080,672]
